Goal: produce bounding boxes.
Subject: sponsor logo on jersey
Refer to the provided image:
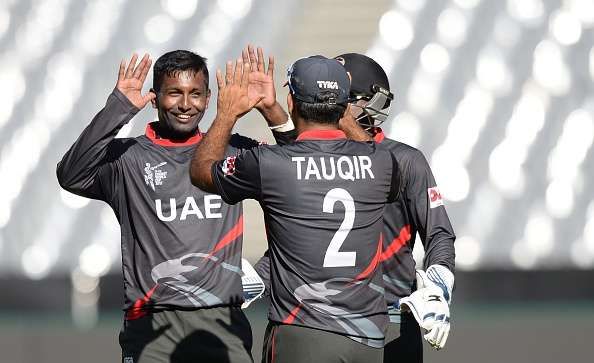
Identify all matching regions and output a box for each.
[316,80,339,89]
[144,162,168,191]
[428,186,444,208]
[222,156,237,176]
[124,357,134,363]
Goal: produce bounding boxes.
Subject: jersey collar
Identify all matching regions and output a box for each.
[370,127,385,143]
[145,122,203,146]
[296,129,347,141]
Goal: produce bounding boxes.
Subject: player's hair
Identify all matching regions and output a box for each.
[293,93,347,125]
[153,50,209,91]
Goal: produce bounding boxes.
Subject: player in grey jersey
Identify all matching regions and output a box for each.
[190,56,402,363]
[255,53,457,361]
[57,48,288,363]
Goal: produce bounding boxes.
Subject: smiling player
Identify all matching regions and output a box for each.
[57,49,286,363]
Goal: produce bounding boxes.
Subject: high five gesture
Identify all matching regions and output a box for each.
[242,45,276,110]
[191,57,264,193]
[216,58,264,120]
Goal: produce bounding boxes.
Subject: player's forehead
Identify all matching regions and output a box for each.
[159,70,208,91]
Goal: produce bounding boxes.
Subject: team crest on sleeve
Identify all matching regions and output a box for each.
[144,162,168,191]
[222,156,237,176]
[428,186,444,208]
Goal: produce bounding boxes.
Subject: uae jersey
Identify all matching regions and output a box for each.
[371,129,456,306]
[57,89,259,317]
[211,129,401,348]
[255,129,456,316]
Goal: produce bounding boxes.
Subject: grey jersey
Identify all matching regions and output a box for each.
[256,129,456,311]
[372,130,456,305]
[57,89,258,318]
[212,129,400,348]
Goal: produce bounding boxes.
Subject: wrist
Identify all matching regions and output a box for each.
[259,102,287,123]
[216,111,240,125]
[425,264,454,304]
[269,117,295,132]
[256,103,275,113]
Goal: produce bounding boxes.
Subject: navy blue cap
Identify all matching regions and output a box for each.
[286,56,350,105]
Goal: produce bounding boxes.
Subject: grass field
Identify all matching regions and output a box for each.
[1,301,592,362]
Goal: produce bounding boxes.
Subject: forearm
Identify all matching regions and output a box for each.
[258,102,296,146]
[190,112,237,192]
[423,233,456,273]
[258,101,288,127]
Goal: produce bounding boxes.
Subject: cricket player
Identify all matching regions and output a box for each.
[190,56,402,363]
[255,53,457,361]
[57,48,286,363]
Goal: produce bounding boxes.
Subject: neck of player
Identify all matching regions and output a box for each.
[295,119,340,135]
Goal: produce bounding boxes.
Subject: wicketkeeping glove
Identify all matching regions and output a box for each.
[399,265,454,350]
[240,258,266,309]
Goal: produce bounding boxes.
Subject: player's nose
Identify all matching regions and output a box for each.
[178,95,191,112]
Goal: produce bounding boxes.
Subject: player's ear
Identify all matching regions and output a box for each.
[150,88,158,109]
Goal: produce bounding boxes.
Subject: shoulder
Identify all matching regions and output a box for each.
[382,138,427,166]
[229,133,262,150]
[105,136,143,158]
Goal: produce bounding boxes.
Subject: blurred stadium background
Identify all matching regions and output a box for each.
[1,0,593,361]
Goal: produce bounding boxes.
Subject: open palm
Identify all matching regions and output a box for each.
[116,53,155,109]
[243,45,276,110]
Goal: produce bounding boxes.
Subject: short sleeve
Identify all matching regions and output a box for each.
[211,148,262,204]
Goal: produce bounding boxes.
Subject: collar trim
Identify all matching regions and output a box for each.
[371,127,385,143]
[145,122,202,146]
[296,129,347,141]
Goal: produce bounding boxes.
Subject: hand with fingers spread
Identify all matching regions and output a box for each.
[242,45,276,111]
[216,58,264,121]
[116,53,155,109]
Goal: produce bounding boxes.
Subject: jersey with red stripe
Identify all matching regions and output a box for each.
[57,89,258,316]
[211,129,401,348]
[372,129,456,306]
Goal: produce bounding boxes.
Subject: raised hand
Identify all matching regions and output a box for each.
[242,45,276,110]
[216,58,264,120]
[116,53,155,109]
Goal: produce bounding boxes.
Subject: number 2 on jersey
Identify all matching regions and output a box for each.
[322,188,356,267]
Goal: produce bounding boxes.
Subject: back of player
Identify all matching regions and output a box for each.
[213,129,399,363]
[191,56,401,363]
[261,134,398,337]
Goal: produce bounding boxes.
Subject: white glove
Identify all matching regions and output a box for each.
[400,267,453,350]
[240,258,266,309]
